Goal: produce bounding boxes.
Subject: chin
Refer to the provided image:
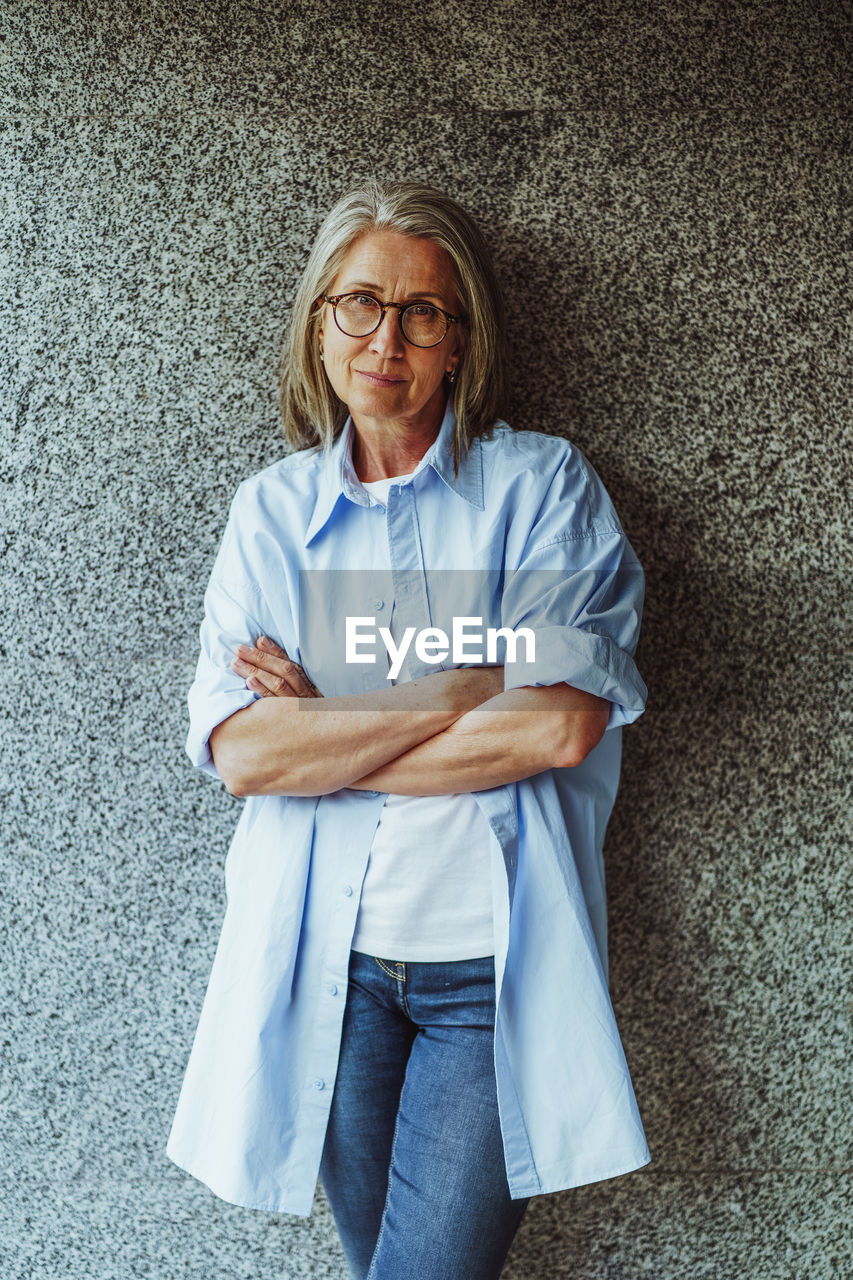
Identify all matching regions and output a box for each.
[349,390,411,420]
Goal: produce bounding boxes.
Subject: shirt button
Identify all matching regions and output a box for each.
[374,598,384,610]
[343,884,353,897]
[314,1078,325,1090]
[327,984,338,996]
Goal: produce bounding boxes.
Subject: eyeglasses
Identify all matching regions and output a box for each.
[322,293,466,348]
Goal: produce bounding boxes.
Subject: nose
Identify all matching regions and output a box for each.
[368,306,406,359]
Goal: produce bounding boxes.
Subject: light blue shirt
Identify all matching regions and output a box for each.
[167,401,651,1214]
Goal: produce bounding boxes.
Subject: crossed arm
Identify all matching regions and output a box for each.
[209,637,609,798]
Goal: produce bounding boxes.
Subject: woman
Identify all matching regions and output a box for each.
[167,180,650,1279]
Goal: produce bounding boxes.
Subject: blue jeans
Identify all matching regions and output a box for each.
[319,951,530,1280]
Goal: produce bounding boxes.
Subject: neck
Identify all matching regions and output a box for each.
[350,403,446,482]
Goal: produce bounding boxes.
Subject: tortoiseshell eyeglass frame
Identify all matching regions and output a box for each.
[320,293,467,348]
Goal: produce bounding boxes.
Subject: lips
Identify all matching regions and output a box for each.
[355,370,407,387]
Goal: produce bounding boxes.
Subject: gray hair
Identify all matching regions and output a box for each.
[279,180,507,471]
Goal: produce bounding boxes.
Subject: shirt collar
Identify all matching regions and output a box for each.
[303,399,484,547]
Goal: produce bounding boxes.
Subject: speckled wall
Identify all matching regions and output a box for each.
[2,1,850,1276]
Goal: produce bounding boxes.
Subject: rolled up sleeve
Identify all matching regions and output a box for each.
[186,580,269,779]
[501,452,647,730]
[186,490,282,780]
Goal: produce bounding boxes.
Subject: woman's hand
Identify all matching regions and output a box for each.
[231,641,506,707]
[231,637,323,698]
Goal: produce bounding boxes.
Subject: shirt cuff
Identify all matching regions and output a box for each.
[186,685,260,779]
[502,624,647,729]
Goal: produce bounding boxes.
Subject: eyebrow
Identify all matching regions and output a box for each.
[338,281,449,305]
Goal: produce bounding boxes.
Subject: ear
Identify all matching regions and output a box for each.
[446,324,466,375]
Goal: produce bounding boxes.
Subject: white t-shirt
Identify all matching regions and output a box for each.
[349,471,495,961]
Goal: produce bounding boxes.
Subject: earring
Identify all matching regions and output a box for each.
[447,368,457,384]
[319,349,324,362]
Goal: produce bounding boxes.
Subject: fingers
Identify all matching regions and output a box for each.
[232,653,296,698]
[256,635,288,659]
[231,638,322,698]
[247,669,293,698]
[254,637,322,696]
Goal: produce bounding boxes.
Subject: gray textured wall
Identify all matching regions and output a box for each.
[2,1,850,1276]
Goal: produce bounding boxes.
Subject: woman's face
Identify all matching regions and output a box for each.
[318,229,464,436]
